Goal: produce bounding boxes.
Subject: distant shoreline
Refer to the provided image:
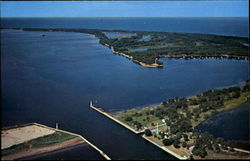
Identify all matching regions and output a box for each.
[1,28,248,68]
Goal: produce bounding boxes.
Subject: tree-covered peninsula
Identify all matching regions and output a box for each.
[4,28,249,67]
[113,80,250,159]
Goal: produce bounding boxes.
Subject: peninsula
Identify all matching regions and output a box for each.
[91,80,250,159]
[2,28,249,68]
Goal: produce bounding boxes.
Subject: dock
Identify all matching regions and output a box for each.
[89,101,144,134]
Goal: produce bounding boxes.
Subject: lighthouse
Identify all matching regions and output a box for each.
[157,123,159,134]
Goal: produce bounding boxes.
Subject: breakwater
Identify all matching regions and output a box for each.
[90,101,144,134]
[33,123,111,160]
[89,102,189,160]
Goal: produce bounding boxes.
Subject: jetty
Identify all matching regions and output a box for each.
[2,123,111,160]
[89,101,189,160]
[90,101,144,134]
[34,123,111,160]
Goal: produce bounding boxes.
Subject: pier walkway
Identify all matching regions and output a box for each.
[89,101,144,134]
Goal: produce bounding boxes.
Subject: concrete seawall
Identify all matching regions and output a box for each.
[142,135,189,160]
[90,103,144,134]
[89,103,190,160]
[33,123,111,160]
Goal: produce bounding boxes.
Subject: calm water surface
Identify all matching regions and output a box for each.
[197,105,249,141]
[103,32,136,38]
[1,17,248,37]
[1,28,248,159]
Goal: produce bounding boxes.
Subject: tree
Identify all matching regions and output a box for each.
[182,142,187,148]
[213,144,221,153]
[199,148,207,158]
[182,134,189,141]
[145,129,152,136]
[125,116,133,122]
[162,138,174,146]
[173,141,180,148]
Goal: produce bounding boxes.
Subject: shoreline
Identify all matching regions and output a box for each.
[1,123,111,160]
[89,82,249,160]
[108,44,163,68]
[2,28,248,68]
[17,143,90,160]
[2,137,85,160]
[101,43,248,68]
[142,135,189,160]
[90,102,144,134]
[89,102,187,160]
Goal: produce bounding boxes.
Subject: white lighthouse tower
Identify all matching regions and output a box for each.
[157,123,159,134]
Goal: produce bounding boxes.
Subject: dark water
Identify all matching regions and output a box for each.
[1,17,249,160]
[1,29,248,159]
[20,144,104,160]
[1,17,248,37]
[196,105,249,141]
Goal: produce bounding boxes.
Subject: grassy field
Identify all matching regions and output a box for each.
[2,131,76,156]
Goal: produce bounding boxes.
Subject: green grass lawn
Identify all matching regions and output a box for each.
[2,131,76,156]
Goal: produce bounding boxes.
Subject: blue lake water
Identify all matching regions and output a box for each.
[1,17,248,37]
[1,17,249,159]
[130,48,147,52]
[103,32,136,38]
[196,105,249,141]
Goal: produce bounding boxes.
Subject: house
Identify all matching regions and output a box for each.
[188,143,196,151]
[147,126,156,130]
[147,126,157,133]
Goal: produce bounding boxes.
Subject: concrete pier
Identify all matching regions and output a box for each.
[90,101,144,134]
[33,123,111,160]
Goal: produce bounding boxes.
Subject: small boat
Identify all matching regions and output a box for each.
[42,34,45,37]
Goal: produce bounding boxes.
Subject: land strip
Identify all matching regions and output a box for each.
[90,80,250,159]
[1,123,111,160]
[1,28,248,68]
